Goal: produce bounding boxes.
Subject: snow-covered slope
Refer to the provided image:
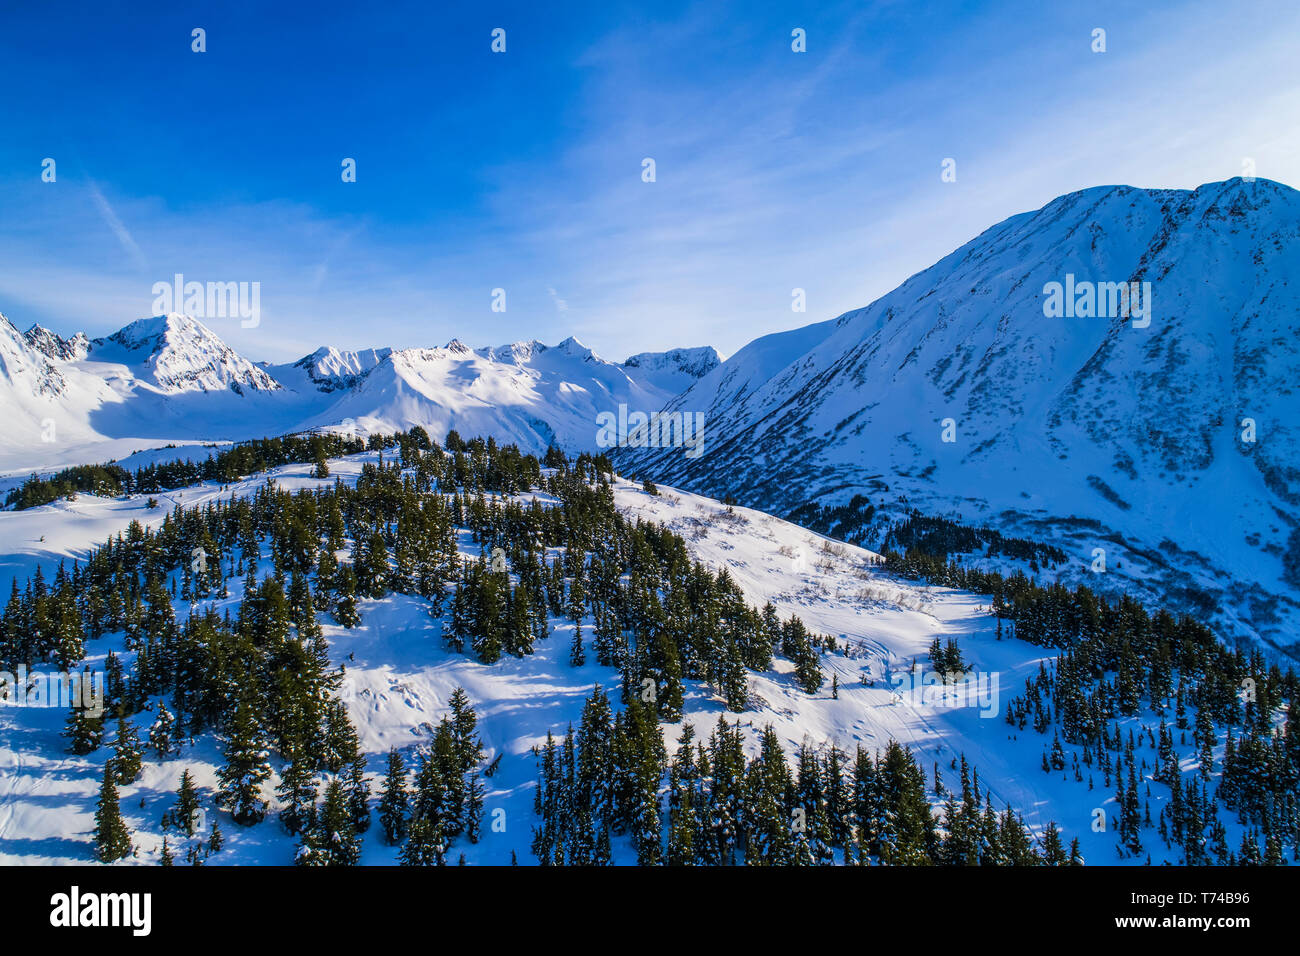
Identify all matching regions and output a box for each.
[0,451,1248,865]
[617,178,1300,659]
[0,313,128,463]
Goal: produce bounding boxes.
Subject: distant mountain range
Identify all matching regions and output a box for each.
[0,310,720,470]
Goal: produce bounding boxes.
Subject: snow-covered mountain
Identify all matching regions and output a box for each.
[301,336,683,452]
[24,324,89,362]
[0,312,716,473]
[617,178,1300,659]
[1,314,67,400]
[267,345,394,393]
[0,313,303,468]
[622,345,722,393]
[0,313,120,463]
[6,177,1298,661]
[88,314,281,396]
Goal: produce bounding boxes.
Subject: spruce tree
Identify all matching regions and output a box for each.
[94,763,132,862]
[170,768,202,837]
[110,715,143,784]
[149,702,177,758]
[465,773,485,844]
[276,754,318,836]
[297,778,360,866]
[447,687,484,773]
[334,565,361,628]
[345,753,371,833]
[399,814,446,866]
[1041,821,1067,865]
[208,819,224,855]
[216,698,271,825]
[65,705,104,756]
[378,749,410,845]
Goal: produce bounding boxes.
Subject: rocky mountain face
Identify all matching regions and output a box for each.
[1,314,67,399]
[24,324,89,362]
[88,314,282,395]
[623,346,723,393]
[269,346,394,393]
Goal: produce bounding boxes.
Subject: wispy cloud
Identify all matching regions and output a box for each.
[87,180,148,272]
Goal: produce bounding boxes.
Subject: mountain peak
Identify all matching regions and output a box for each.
[92,313,280,395]
[102,312,209,351]
[555,336,597,360]
[624,345,721,374]
[622,346,722,392]
[282,345,393,393]
[24,323,90,362]
[477,340,547,365]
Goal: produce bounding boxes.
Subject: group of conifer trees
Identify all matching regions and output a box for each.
[531,687,1078,865]
[17,420,1289,865]
[880,523,1299,865]
[1007,634,1298,865]
[3,430,383,510]
[3,428,840,864]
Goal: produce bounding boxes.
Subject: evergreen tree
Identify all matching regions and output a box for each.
[110,715,142,784]
[276,754,318,836]
[216,698,272,825]
[65,705,104,756]
[378,749,410,845]
[296,778,360,866]
[345,754,371,833]
[466,773,485,844]
[1041,820,1068,865]
[94,764,132,862]
[399,814,446,866]
[447,687,484,773]
[149,703,178,758]
[170,768,202,837]
[334,565,361,628]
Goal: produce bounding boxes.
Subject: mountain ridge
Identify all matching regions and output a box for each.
[0,311,718,471]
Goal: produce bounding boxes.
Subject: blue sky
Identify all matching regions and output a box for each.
[1,0,1297,363]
